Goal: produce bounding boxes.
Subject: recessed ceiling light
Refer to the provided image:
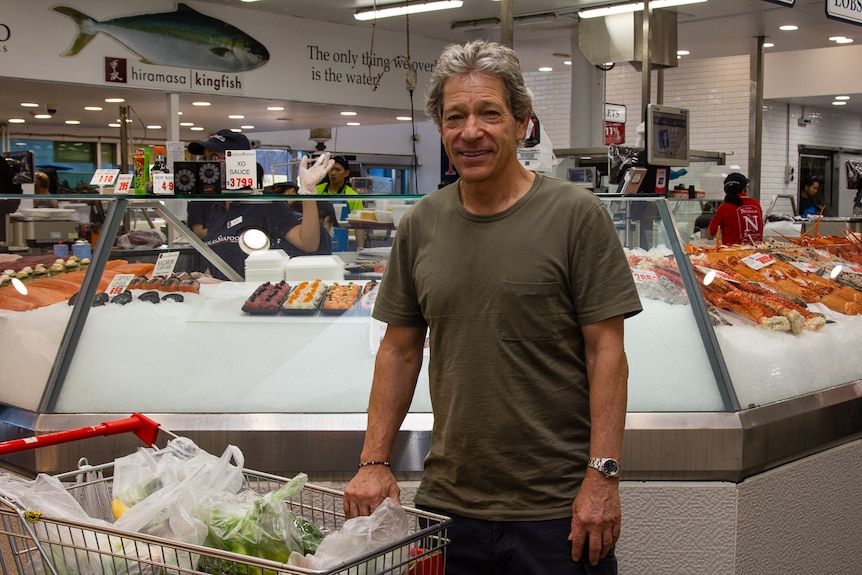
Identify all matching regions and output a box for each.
[84,106,103,111]
[8,118,26,124]
[228,114,245,119]
[538,67,553,72]
[835,96,850,100]
[564,60,572,66]
[33,114,52,119]
[763,42,775,48]
[108,123,121,128]
[192,101,211,106]
[832,101,847,106]
[779,25,798,31]
[105,98,125,103]
[241,125,254,129]
[20,102,39,108]
[65,120,81,125]
[829,36,846,41]
[396,116,412,121]
[180,122,194,126]
[341,111,358,116]
[677,50,690,56]
[147,125,162,129]
[178,111,183,115]
[355,0,463,21]
[190,126,205,131]
[267,106,285,111]
[346,122,361,126]
[835,37,854,44]
[230,128,242,132]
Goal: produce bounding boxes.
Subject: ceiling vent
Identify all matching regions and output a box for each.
[578,9,678,71]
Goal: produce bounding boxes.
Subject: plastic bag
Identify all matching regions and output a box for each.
[115,228,166,250]
[0,472,185,575]
[195,472,324,575]
[113,437,245,547]
[288,498,410,574]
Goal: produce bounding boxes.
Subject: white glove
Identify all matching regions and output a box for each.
[298,152,335,195]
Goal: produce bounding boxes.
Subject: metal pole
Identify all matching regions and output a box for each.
[749,36,765,200]
[118,106,130,174]
[641,0,652,115]
[500,0,513,48]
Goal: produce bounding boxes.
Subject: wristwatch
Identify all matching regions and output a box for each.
[587,457,621,478]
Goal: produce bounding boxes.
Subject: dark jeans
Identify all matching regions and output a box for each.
[422,508,618,575]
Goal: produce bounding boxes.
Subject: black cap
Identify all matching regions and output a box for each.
[188,129,251,155]
[723,172,748,194]
[332,155,350,171]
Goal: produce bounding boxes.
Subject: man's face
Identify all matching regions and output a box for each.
[203,150,226,161]
[439,73,529,185]
[328,163,348,188]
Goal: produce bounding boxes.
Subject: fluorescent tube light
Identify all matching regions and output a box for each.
[579,0,707,19]
[355,1,463,21]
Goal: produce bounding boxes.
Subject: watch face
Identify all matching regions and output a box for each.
[602,460,620,476]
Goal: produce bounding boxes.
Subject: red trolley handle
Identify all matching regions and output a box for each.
[0,413,160,456]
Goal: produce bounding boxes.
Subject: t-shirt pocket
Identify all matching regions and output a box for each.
[500,281,561,341]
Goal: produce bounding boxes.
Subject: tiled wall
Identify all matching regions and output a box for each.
[525,55,862,213]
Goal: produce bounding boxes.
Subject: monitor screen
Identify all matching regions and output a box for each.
[567,167,596,189]
[646,104,690,167]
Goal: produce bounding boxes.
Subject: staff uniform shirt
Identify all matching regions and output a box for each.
[708,195,763,245]
[372,174,643,521]
[203,201,300,280]
[316,182,364,213]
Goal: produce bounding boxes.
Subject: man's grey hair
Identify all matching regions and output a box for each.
[424,40,532,128]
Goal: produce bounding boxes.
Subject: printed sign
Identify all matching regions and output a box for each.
[741,252,777,271]
[113,174,133,194]
[90,169,119,187]
[153,251,180,277]
[826,1,862,25]
[105,274,135,296]
[151,172,174,195]
[604,103,627,123]
[630,268,659,283]
[225,150,257,190]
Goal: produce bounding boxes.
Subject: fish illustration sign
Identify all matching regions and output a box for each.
[53,3,270,73]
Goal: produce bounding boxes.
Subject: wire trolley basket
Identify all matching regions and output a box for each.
[0,415,449,575]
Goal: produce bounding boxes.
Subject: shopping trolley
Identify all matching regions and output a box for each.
[0,414,449,575]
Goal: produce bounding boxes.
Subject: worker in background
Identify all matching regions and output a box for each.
[33,172,59,208]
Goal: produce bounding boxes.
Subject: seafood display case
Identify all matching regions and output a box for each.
[0,193,859,483]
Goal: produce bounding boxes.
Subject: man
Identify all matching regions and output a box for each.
[186,130,332,279]
[706,172,763,245]
[344,40,642,574]
[316,155,366,249]
[33,171,59,208]
[798,175,822,217]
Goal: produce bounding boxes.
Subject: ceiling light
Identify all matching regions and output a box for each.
[105,97,125,103]
[231,128,242,132]
[8,118,26,124]
[355,0,463,21]
[65,120,81,125]
[190,127,205,131]
[147,125,162,129]
[341,111,358,116]
[763,42,775,48]
[564,60,572,66]
[20,102,39,108]
[346,122,361,126]
[835,96,850,100]
[108,123,121,128]
[539,67,553,72]
[178,111,183,115]
[828,36,846,41]
[579,0,707,19]
[677,50,690,56]
[832,101,847,106]
[192,101,211,106]
[835,37,854,44]
[33,114,52,119]
[396,116,412,121]
[228,114,245,119]
[241,125,254,129]
[180,122,195,126]
[779,25,798,31]
[84,106,103,111]
[267,106,285,111]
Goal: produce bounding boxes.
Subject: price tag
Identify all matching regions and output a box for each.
[225,150,257,190]
[114,174,133,194]
[152,251,180,277]
[789,260,820,274]
[106,274,135,296]
[843,263,862,275]
[741,252,776,271]
[90,169,120,187]
[630,267,659,283]
[152,172,174,195]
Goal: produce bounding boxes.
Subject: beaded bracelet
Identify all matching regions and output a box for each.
[357,460,391,469]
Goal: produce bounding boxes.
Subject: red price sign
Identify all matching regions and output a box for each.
[228,177,254,188]
[152,173,174,195]
[106,274,134,296]
[630,268,658,283]
[742,252,776,271]
[114,174,133,194]
[90,169,120,187]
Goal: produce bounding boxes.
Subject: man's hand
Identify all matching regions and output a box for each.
[568,471,622,566]
[343,465,401,518]
[298,152,335,194]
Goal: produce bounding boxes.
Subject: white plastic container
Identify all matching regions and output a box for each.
[244,250,290,283]
[285,255,345,281]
